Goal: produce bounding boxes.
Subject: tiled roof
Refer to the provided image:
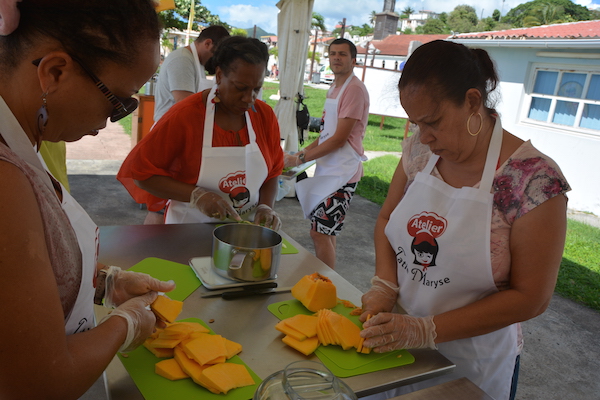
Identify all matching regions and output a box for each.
[358,34,449,56]
[453,19,600,40]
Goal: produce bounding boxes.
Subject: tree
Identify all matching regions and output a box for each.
[350,23,374,37]
[447,4,478,33]
[422,18,450,34]
[369,10,377,26]
[403,27,414,34]
[231,28,247,37]
[502,0,591,27]
[309,12,326,77]
[492,9,501,21]
[400,6,415,19]
[158,0,229,32]
[439,12,448,24]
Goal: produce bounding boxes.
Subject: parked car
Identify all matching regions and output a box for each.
[319,65,334,84]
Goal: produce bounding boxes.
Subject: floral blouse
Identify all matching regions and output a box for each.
[402,132,571,291]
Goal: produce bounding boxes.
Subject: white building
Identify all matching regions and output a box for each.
[400,10,439,32]
[451,20,600,216]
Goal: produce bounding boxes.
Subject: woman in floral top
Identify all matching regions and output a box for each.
[358,40,570,400]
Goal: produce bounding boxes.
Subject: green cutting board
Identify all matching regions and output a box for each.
[128,257,201,301]
[118,318,261,400]
[268,300,415,378]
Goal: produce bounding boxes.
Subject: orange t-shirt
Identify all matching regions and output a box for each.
[117,93,284,212]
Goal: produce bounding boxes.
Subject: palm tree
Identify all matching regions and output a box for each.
[369,10,377,27]
[309,12,326,80]
[401,6,415,19]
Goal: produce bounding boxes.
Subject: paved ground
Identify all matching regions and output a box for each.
[67,121,600,400]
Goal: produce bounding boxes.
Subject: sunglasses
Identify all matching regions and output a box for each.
[32,55,138,122]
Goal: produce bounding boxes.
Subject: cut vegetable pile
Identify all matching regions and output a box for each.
[146,295,254,394]
[277,273,371,355]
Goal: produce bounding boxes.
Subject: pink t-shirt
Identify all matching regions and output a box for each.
[327,75,369,183]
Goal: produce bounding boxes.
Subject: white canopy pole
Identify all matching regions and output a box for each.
[274,0,314,154]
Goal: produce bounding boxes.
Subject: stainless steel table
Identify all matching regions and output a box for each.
[390,378,494,400]
[98,223,454,399]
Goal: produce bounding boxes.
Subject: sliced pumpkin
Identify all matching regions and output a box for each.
[200,363,255,394]
[282,335,320,356]
[143,338,174,358]
[155,358,189,381]
[275,320,307,341]
[151,295,183,323]
[282,314,318,338]
[182,333,228,366]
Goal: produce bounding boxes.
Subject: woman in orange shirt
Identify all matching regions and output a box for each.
[118,36,284,229]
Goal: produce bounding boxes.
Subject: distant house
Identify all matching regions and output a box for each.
[357,34,448,69]
[399,10,440,32]
[450,20,600,216]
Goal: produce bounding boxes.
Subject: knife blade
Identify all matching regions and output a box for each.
[221,286,292,300]
[199,282,278,298]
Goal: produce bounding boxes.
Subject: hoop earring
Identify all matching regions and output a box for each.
[36,92,49,151]
[467,112,483,136]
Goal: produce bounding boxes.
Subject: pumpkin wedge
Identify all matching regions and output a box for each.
[291,273,337,312]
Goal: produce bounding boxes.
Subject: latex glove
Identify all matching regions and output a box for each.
[99,291,158,353]
[359,276,399,322]
[283,153,300,169]
[0,0,20,35]
[189,187,241,221]
[104,266,176,308]
[254,204,282,231]
[360,313,437,352]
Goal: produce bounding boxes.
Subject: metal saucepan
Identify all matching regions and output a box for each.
[212,224,282,282]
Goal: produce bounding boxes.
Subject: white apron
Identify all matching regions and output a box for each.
[295,74,362,219]
[165,86,268,224]
[384,118,518,400]
[0,96,97,335]
[189,43,213,92]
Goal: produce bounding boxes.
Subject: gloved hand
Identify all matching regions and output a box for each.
[99,291,158,353]
[104,266,176,308]
[254,204,282,231]
[283,153,300,169]
[189,187,241,221]
[359,276,400,322]
[360,313,437,352]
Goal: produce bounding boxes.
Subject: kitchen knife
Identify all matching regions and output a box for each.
[199,282,278,298]
[221,286,292,300]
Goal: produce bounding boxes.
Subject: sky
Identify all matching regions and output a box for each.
[200,0,600,35]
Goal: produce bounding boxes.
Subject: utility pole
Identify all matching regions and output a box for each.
[340,18,346,38]
[309,28,319,82]
[185,0,195,46]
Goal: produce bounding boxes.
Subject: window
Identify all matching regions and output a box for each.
[524,65,600,134]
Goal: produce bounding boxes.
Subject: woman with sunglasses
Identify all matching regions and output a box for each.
[118,36,284,230]
[0,1,175,398]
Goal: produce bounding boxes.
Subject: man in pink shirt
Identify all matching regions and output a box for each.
[285,38,369,268]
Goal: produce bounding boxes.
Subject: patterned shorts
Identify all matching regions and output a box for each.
[310,182,357,236]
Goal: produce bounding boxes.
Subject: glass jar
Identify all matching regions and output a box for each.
[254,361,357,400]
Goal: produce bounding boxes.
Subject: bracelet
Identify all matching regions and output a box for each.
[94,269,108,305]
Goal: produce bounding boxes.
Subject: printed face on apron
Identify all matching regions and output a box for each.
[385,118,518,400]
[165,86,268,224]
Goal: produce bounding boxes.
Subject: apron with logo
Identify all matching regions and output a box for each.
[295,74,362,219]
[384,117,518,400]
[165,86,268,224]
[0,96,97,335]
[190,43,213,92]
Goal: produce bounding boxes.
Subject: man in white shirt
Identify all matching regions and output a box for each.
[153,25,229,122]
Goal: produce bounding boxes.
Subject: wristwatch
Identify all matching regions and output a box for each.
[298,151,306,164]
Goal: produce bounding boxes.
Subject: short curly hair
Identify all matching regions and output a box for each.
[210,36,268,76]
